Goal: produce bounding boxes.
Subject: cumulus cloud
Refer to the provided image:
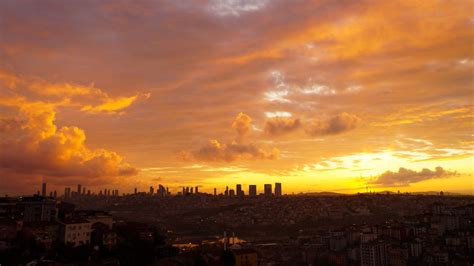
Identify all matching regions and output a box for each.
[232,112,252,141]
[0,103,137,181]
[369,166,457,186]
[306,113,360,136]
[264,117,301,136]
[185,139,279,162]
[183,113,279,162]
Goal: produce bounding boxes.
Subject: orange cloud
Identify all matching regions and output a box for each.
[232,112,252,140]
[0,103,137,181]
[0,68,147,115]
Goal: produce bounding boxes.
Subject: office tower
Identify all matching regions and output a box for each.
[82,187,86,195]
[166,187,169,195]
[275,182,282,196]
[64,187,68,197]
[77,184,82,195]
[41,182,47,197]
[229,189,235,196]
[49,192,53,197]
[134,188,137,194]
[150,186,154,194]
[225,186,229,196]
[195,186,199,194]
[87,190,91,196]
[264,184,272,196]
[185,187,190,194]
[236,184,243,196]
[53,190,57,198]
[214,188,217,196]
[249,185,257,196]
[182,187,185,195]
[190,187,194,194]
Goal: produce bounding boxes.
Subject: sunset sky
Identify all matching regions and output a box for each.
[0,0,473,195]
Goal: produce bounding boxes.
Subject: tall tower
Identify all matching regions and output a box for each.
[214,188,217,196]
[77,184,82,195]
[275,182,282,196]
[249,185,257,196]
[41,182,47,197]
[236,184,243,196]
[264,184,272,196]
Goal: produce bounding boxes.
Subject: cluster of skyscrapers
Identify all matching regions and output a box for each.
[217,182,282,197]
[37,182,283,198]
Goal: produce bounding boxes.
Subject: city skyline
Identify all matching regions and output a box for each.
[0,0,473,196]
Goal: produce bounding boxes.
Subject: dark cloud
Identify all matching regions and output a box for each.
[369,166,457,186]
[305,113,360,136]
[264,117,301,136]
[184,140,279,162]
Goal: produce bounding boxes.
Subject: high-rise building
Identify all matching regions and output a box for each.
[214,188,217,196]
[225,186,229,196]
[249,185,257,196]
[264,184,272,196]
[275,182,282,196]
[53,190,57,198]
[41,182,47,197]
[229,189,235,196]
[195,186,199,194]
[190,187,194,194]
[150,186,154,194]
[360,241,389,266]
[82,187,86,195]
[134,188,137,194]
[77,184,82,195]
[236,184,243,196]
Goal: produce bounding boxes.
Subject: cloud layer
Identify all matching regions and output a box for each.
[369,166,457,186]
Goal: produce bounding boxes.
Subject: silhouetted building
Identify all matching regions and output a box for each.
[275,182,282,196]
[150,186,154,194]
[249,185,257,196]
[41,182,47,197]
[214,188,217,196]
[229,189,235,196]
[195,186,199,194]
[236,184,243,196]
[134,187,137,194]
[264,184,272,196]
[225,186,229,196]
[77,184,82,195]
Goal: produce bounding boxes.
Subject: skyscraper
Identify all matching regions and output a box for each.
[77,184,82,195]
[150,186,154,194]
[236,184,243,196]
[195,186,199,194]
[41,182,47,197]
[275,182,282,196]
[264,184,272,196]
[214,188,217,196]
[134,188,137,194]
[249,185,257,197]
